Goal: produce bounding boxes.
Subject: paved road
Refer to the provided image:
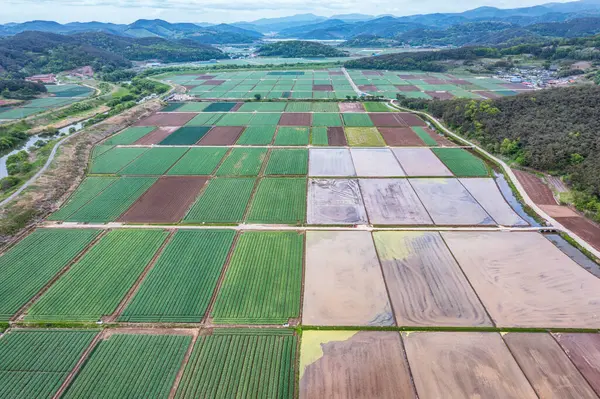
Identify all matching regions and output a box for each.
[389,99,600,259]
[342,67,368,97]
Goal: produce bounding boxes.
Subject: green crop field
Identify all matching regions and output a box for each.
[363,102,391,112]
[345,127,386,147]
[264,149,308,175]
[120,230,235,322]
[311,127,328,145]
[216,148,267,176]
[104,127,155,146]
[160,126,211,145]
[118,147,188,175]
[89,147,148,174]
[0,330,99,399]
[0,229,100,321]
[246,178,307,224]
[48,177,118,221]
[237,102,287,112]
[184,178,256,223]
[432,148,490,177]
[175,330,297,398]
[161,103,185,112]
[211,231,303,324]
[186,112,224,126]
[312,113,342,127]
[215,112,254,126]
[247,112,282,125]
[25,229,168,321]
[66,177,156,222]
[167,147,228,175]
[274,127,309,146]
[174,102,209,112]
[411,126,438,146]
[342,113,374,127]
[92,145,114,159]
[63,334,190,398]
[204,102,238,112]
[311,102,339,112]
[236,126,276,145]
[285,102,312,112]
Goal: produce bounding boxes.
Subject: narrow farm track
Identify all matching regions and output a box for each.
[389,100,600,260]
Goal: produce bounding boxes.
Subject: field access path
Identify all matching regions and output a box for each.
[390,99,600,260]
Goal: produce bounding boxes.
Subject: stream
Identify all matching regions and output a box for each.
[0,120,86,178]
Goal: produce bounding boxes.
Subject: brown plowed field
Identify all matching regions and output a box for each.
[502,83,531,90]
[183,85,198,90]
[420,127,456,146]
[329,71,344,75]
[118,176,208,223]
[369,113,406,127]
[425,91,455,100]
[424,78,446,85]
[134,127,178,145]
[363,71,383,76]
[378,127,424,146]
[313,85,333,91]
[230,103,243,112]
[338,103,365,112]
[397,113,426,127]
[195,75,216,80]
[327,127,347,146]
[134,113,197,127]
[449,79,470,85]
[512,169,556,205]
[398,74,419,79]
[554,333,600,396]
[202,80,225,85]
[358,85,378,92]
[477,91,502,99]
[197,126,244,145]
[555,216,600,251]
[279,113,312,126]
[394,85,420,91]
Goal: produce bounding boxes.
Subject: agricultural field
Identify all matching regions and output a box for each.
[3,91,600,398]
[0,84,94,121]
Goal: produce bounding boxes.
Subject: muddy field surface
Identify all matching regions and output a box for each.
[460,178,528,226]
[134,113,196,127]
[396,113,426,126]
[300,331,416,399]
[326,127,347,146]
[198,126,244,145]
[118,176,208,223]
[309,149,355,177]
[359,179,431,225]
[307,179,367,225]
[374,231,491,326]
[133,127,178,145]
[350,149,404,177]
[442,231,600,328]
[555,216,600,252]
[377,127,424,146]
[404,332,538,399]
[303,231,393,326]
[338,103,365,112]
[513,169,557,205]
[279,113,311,126]
[554,333,600,396]
[368,113,406,127]
[391,148,452,176]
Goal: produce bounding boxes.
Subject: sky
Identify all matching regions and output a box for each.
[1,0,575,24]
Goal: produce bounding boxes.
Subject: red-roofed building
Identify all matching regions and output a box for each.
[25,74,57,84]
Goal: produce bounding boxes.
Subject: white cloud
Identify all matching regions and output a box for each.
[0,0,575,24]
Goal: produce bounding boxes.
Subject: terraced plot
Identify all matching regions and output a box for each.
[120,230,235,322]
[63,333,190,398]
[264,148,308,175]
[0,229,100,321]
[345,127,386,147]
[104,127,155,146]
[48,177,118,221]
[25,229,168,321]
[246,178,307,224]
[90,147,147,174]
[0,330,99,399]
[432,148,489,177]
[66,177,156,223]
[176,330,297,398]
[167,147,228,175]
[211,231,303,324]
[118,147,188,175]
[216,148,267,176]
[236,126,277,145]
[159,126,211,145]
[275,127,310,146]
[184,178,255,223]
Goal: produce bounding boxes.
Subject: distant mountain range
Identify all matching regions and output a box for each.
[1,0,600,45]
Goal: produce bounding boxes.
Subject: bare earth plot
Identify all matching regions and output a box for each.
[359,179,431,225]
[308,148,355,177]
[459,178,528,226]
[350,149,405,177]
[554,333,600,396]
[303,231,394,326]
[391,148,453,177]
[300,331,416,399]
[307,179,368,225]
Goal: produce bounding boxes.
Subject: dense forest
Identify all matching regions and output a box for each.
[0,31,226,77]
[257,41,349,58]
[398,86,600,220]
[0,80,47,99]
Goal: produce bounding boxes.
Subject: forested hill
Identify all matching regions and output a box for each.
[0,31,226,77]
[399,86,600,219]
[257,41,349,58]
